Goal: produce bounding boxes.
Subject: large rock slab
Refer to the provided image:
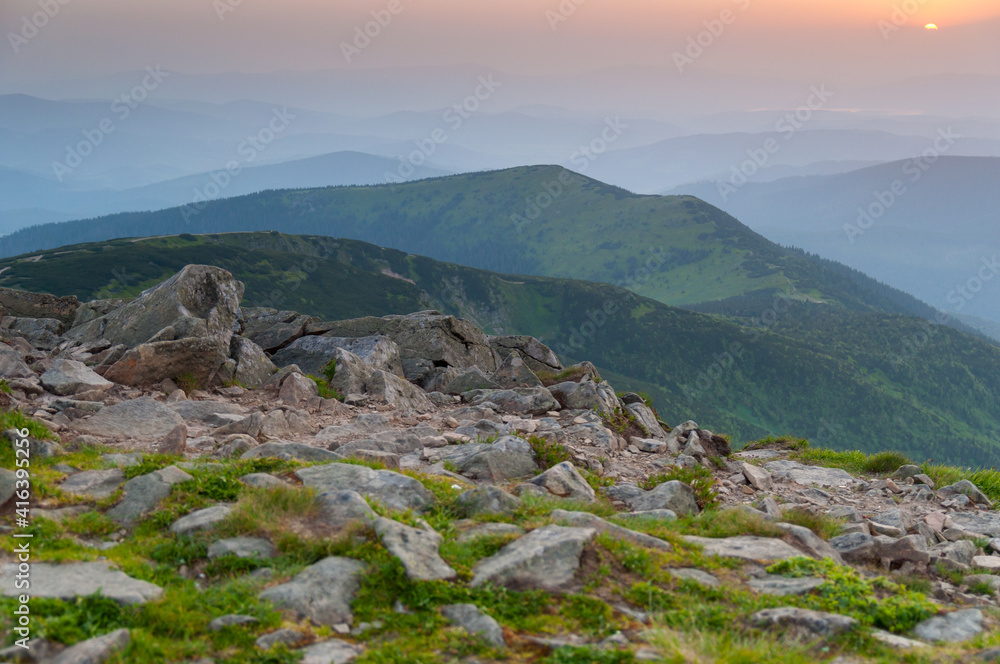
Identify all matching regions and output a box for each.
[103,337,231,387]
[490,350,543,389]
[50,628,131,664]
[168,399,245,425]
[0,286,78,325]
[0,345,34,379]
[441,604,506,648]
[464,387,559,416]
[243,443,343,463]
[471,525,596,590]
[170,504,233,535]
[273,335,403,378]
[529,462,596,502]
[259,557,365,626]
[41,359,114,396]
[0,562,161,605]
[948,512,1000,538]
[374,518,457,581]
[829,532,878,565]
[68,265,243,350]
[763,460,857,488]
[295,463,435,513]
[684,536,803,562]
[488,335,561,374]
[59,468,126,499]
[606,481,700,516]
[552,510,671,551]
[365,369,435,413]
[546,380,617,415]
[231,336,277,388]
[314,490,377,530]
[455,486,522,517]
[912,609,983,643]
[749,576,825,597]
[449,436,538,483]
[74,398,185,439]
[299,639,364,664]
[751,607,857,637]
[106,465,193,525]
[208,537,277,560]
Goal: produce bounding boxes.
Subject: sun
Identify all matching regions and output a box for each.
[925,23,939,30]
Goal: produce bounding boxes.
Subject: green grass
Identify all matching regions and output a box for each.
[528,435,571,470]
[0,409,58,440]
[640,466,718,510]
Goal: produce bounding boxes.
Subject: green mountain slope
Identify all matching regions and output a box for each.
[0,166,953,326]
[3,231,1000,467]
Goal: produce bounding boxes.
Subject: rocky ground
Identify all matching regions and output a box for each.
[3,265,1000,663]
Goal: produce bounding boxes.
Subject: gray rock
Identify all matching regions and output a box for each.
[876,534,930,564]
[892,465,923,480]
[749,575,826,596]
[529,462,596,502]
[450,436,538,483]
[615,509,678,522]
[68,265,243,351]
[211,412,263,439]
[239,473,285,489]
[605,481,700,516]
[242,442,342,463]
[231,336,277,388]
[365,370,435,413]
[215,435,257,459]
[101,453,144,468]
[931,539,978,567]
[441,604,506,648]
[624,402,663,439]
[666,568,720,587]
[490,350,542,389]
[751,607,857,637]
[49,628,130,664]
[40,359,113,396]
[208,537,276,560]
[74,398,185,439]
[548,380,616,415]
[279,373,319,405]
[170,504,233,535]
[442,367,501,395]
[314,490,377,529]
[774,522,845,564]
[456,486,522,517]
[256,628,305,650]
[949,512,1000,538]
[551,510,672,551]
[488,335,561,374]
[107,465,193,525]
[374,518,457,581]
[295,463,435,513]
[939,480,994,507]
[0,345,34,379]
[103,337,231,387]
[632,438,666,453]
[168,400,245,425]
[763,460,857,488]
[471,525,596,590]
[829,532,879,564]
[871,507,913,534]
[0,285,78,325]
[273,334,403,378]
[741,463,773,491]
[298,639,364,664]
[912,609,983,643]
[457,522,526,543]
[0,562,161,605]
[0,468,15,507]
[464,387,558,416]
[208,614,260,631]
[260,409,316,438]
[259,557,365,626]
[683,536,803,562]
[59,468,126,499]
[3,317,63,350]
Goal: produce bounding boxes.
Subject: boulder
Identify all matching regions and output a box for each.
[773,523,844,564]
[464,387,559,416]
[829,532,879,565]
[764,460,857,488]
[683,536,803,562]
[748,576,826,597]
[0,345,34,379]
[68,265,243,351]
[912,609,983,643]
[59,468,126,500]
[488,335,561,374]
[0,286,79,325]
[279,373,320,405]
[606,481,700,516]
[103,337,231,387]
[272,335,404,378]
[529,462,597,502]
[40,359,114,396]
[490,350,543,389]
[74,398,185,439]
[170,504,233,535]
[939,480,994,507]
[50,629,130,664]
[449,436,538,483]
[440,604,506,648]
[0,562,161,605]
[313,490,376,530]
[742,463,773,492]
[456,486,522,517]
[231,336,277,388]
[208,537,277,560]
[106,466,193,525]
[2,317,63,350]
[471,525,596,590]
[551,510,671,551]
[374,518,457,581]
[168,400,245,425]
[299,639,365,664]
[548,380,617,415]
[295,463,435,513]
[240,308,312,352]
[751,607,857,637]
[243,442,342,463]
[365,370,435,413]
[259,557,366,626]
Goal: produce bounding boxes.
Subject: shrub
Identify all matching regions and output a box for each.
[529,435,571,470]
[641,466,718,509]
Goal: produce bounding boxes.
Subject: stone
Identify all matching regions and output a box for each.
[260,409,316,438]
[211,412,264,439]
[296,463,435,513]
[548,380,616,415]
[457,522,526,543]
[912,609,983,643]
[314,491,377,530]
[104,336,230,388]
[209,614,260,631]
[606,481,700,516]
[441,604,506,648]
[624,402,664,439]
[107,466,193,525]
[216,435,257,459]
[49,628,130,664]
[0,345,34,379]
[891,465,923,480]
[666,568,720,587]
[208,537,277,560]
[972,556,1000,571]
[877,534,931,564]
[0,562,161,605]
[829,532,879,565]
[551,510,672,551]
[231,336,277,388]
[168,400,245,424]
[632,438,666,453]
[913,474,935,488]
[256,629,305,650]
[529,462,596,502]
[949,512,1000,538]
[365,370,435,413]
[763,460,856,487]
[101,453,144,468]
[683,536,803,562]
[273,335,403,378]
[374,518,457,581]
[170,504,233,535]
[74,398,185,439]
[441,367,501,395]
[40,359,113,396]
[490,350,542,389]
[0,286,78,324]
[616,509,678,522]
[259,557,366,626]
[749,575,825,596]
[456,486,522,517]
[870,629,928,650]
[939,480,994,507]
[450,436,538,483]
[488,335,561,374]
[464,387,559,416]
[741,463,773,491]
[159,423,188,456]
[751,607,857,637]
[279,373,320,405]
[59,468,126,499]
[931,539,978,566]
[299,639,364,664]
[0,468,15,507]
[871,507,913,534]
[774,523,845,564]
[243,442,342,463]
[471,525,596,590]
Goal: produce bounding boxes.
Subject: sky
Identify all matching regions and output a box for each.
[1,0,998,89]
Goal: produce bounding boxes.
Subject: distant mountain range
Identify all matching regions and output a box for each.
[4,231,1000,466]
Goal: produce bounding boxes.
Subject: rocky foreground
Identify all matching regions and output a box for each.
[3,266,1000,663]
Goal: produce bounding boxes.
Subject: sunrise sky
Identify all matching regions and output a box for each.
[1,0,998,87]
